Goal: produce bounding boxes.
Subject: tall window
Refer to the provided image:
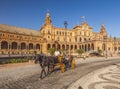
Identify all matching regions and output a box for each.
[60,32,61,35]
[79,38,82,42]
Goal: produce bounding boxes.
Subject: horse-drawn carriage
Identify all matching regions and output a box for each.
[35,54,76,79]
[55,55,75,72]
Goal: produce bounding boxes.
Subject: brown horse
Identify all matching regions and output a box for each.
[35,54,73,79]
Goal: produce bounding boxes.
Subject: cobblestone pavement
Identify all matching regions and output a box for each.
[0,57,120,89]
[68,63,120,89]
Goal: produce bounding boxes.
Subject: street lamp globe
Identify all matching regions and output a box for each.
[64,21,68,29]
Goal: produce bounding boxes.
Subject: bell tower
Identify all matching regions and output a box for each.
[44,12,52,26]
[100,24,107,36]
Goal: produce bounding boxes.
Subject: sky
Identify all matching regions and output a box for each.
[0,0,120,37]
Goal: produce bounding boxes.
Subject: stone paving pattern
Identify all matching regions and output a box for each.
[68,63,120,89]
[0,57,120,89]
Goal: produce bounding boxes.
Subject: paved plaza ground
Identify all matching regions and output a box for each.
[68,62,120,89]
[0,57,120,89]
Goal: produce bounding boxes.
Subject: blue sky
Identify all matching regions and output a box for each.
[0,0,120,37]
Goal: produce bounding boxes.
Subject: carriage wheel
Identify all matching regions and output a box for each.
[71,59,75,69]
[60,64,65,73]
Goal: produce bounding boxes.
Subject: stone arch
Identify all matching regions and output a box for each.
[36,44,40,50]
[29,43,33,50]
[71,45,73,50]
[82,45,84,50]
[12,42,17,49]
[67,45,69,50]
[88,44,90,51]
[47,44,51,50]
[21,42,26,50]
[62,44,65,50]
[85,44,87,51]
[1,41,8,49]
[52,44,55,49]
[75,45,77,50]
[58,44,61,50]
[79,37,82,42]
[91,43,94,50]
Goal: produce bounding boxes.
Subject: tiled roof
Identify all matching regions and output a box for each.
[0,24,41,36]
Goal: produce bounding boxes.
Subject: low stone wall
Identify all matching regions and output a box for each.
[0,60,35,68]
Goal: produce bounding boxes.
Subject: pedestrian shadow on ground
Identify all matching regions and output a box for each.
[78,86,83,89]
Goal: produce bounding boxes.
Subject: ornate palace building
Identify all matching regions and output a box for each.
[0,12,120,56]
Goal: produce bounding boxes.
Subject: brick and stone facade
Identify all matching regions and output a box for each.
[0,12,120,56]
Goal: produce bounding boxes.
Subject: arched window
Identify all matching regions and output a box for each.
[29,43,33,50]
[79,38,82,42]
[62,45,65,50]
[1,41,8,49]
[47,44,51,50]
[21,43,26,50]
[36,44,40,50]
[12,42,17,49]
[71,45,73,50]
[75,45,77,49]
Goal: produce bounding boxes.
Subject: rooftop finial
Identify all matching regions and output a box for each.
[46,9,50,17]
[102,22,105,27]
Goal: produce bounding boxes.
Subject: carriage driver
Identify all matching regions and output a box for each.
[54,49,60,57]
[54,48,60,63]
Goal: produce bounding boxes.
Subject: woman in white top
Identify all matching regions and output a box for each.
[54,50,60,57]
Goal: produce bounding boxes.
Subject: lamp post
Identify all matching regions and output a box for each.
[105,36,107,58]
[19,36,22,56]
[64,21,68,54]
[114,36,116,53]
[8,39,11,57]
